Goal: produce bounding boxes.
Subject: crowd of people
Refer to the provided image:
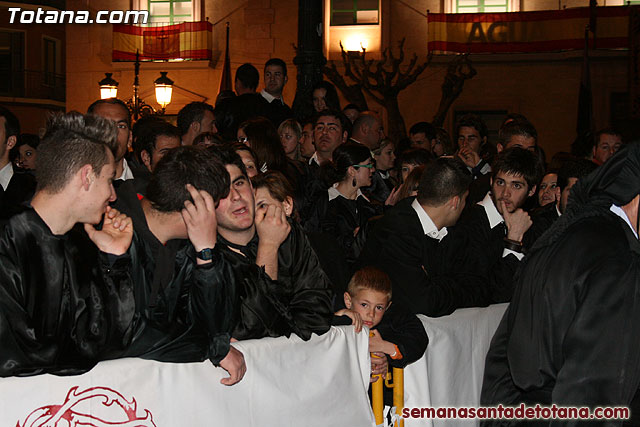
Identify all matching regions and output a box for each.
[0,56,637,425]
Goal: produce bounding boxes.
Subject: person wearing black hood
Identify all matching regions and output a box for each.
[481,142,640,425]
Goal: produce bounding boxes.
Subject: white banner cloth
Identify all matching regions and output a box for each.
[403,304,508,426]
[0,325,376,427]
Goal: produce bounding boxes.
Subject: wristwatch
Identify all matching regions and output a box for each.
[196,248,215,261]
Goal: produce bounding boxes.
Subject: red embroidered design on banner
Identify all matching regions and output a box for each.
[18,386,156,427]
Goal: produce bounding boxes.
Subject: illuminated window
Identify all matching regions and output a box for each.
[149,0,192,24]
[331,0,379,26]
[456,0,509,13]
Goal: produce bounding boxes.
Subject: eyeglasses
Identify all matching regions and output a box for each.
[353,163,374,169]
[237,136,249,143]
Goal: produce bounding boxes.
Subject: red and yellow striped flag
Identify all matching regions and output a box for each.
[427,7,630,53]
[113,21,212,61]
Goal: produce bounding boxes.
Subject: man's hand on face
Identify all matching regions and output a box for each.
[218,345,247,386]
[502,201,532,242]
[85,206,133,256]
[457,147,481,168]
[255,204,290,249]
[181,184,217,253]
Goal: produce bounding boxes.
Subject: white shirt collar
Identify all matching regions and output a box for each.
[260,89,283,105]
[309,152,321,166]
[328,183,367,202]
[0,162,14,191]
[117,158,134,181]
[411,198,448,241]
[478,192,504,229]
[610,204,639,239]
[556,203,562,217]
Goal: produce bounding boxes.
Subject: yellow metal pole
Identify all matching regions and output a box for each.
[371,332,384,425]
[392,368,404,427]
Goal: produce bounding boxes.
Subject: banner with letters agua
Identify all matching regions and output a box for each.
[427,6,631,54]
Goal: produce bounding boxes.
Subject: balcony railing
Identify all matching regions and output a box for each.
[0,70,65,102]
[113,21,212,62]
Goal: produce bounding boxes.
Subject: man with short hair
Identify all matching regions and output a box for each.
[135,120,181,173]
[120,145,246,385]
[358,157,488,316]
[0,112,136,376]
[455,147,541,303]
[177,101,217,146]
[409,121,436,152]
[455,114,491,179]
[212,146,333,340]
[467,119,540,206]
[310,109,349,168]
[0,107,38,222]
[496,120,537,153]
[88,98,134,181]
[482,144,640,423]
[299,119,315,160]
[215,63,274,140]
[350,111,384,151]
[592,127,623,165]
[235,62,260,95]
[0,106,19,192]
[260,58,293,126]
[261,58,289,105]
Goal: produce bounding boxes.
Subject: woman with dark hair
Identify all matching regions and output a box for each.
[397,148,432,183]
[311,81,341,113]
[306,143,382,265]
[251,170,352,300]
[11,134,40,171]
[237,117,287,173]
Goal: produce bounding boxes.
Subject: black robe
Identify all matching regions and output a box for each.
[523,202,561,249]
[481,143,640,426]
[305,190,383,265]
[453,202,521,303]
[217,220,333,341]
[123,200,235,365]
[357,198,489,317]
[0,209,137,377]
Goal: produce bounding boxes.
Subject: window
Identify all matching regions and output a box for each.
[456,0,509,13]
[331,0,379,26]
[0,31,24,96]
[43,38,57,86]
[149,0,192,24]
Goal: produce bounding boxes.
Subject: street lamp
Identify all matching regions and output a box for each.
[154,72,173,109]
[98,73,118,99]
[98,51,173,121]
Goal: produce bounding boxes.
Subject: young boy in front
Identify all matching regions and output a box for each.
[337,266,428,380]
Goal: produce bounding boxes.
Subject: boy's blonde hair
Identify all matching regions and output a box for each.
[347,266,392,301]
